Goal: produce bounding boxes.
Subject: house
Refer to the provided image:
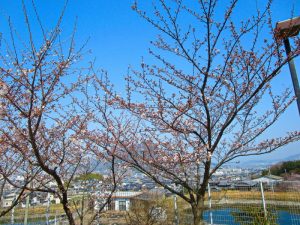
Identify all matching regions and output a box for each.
[234,180,257,190]
[95,191,142,211]
[217,180,232,189]
[252,175,283,184]
[20,192,60,207]
[2,192,16,208]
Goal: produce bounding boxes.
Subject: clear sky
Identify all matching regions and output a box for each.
[0,0,299,163]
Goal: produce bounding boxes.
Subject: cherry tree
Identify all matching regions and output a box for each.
[0,2,117,224]
[93,0,300,224]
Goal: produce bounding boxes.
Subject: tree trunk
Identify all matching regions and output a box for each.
[63,203,75,225]
[191,198,206,225]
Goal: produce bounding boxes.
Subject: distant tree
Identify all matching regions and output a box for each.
[92,0,300,224]
[75,173,104,182]
[282,160,300,174]
[0,1,117,224]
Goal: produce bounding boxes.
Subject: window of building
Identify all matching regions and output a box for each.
[119,200,126,211]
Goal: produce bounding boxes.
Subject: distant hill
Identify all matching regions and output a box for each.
[262,160,300,176]
[281,153,300,162]
[237,153,300,169]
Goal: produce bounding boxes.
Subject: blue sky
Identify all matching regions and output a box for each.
[0,0,299,163]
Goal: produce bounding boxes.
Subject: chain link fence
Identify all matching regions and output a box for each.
[0,206,65,225]
[180,181,300,225]
[1,181,300,225]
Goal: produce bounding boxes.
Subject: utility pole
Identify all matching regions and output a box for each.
[275,17,300,116]
[283,38,300,115]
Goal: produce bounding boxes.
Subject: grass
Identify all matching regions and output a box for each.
[9,204,64,216]
[208,190,300,202]
[0,203,65,223]
[165,189,300,213]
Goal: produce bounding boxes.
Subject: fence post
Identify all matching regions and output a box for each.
[173,194,179,225]
[259,181,267,218]
[54,210,58,225]
[24,194,30,225]
[208,183,213,225]
[46,193,50,225]
[11,204,14,225]
[271,181,274,193]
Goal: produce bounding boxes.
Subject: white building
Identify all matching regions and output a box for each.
[95,191,142,211]
[252,175,283,184]
[2,193,16,208]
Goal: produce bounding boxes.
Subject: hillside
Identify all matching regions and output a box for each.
[262,160,300,176]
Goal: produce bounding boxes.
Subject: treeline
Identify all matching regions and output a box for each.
[74,173,104,181]
[262,160,300,176]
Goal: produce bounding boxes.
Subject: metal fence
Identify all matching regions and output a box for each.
[180,181,300,225]
[0,207,64,225]
[1,181,300,225]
